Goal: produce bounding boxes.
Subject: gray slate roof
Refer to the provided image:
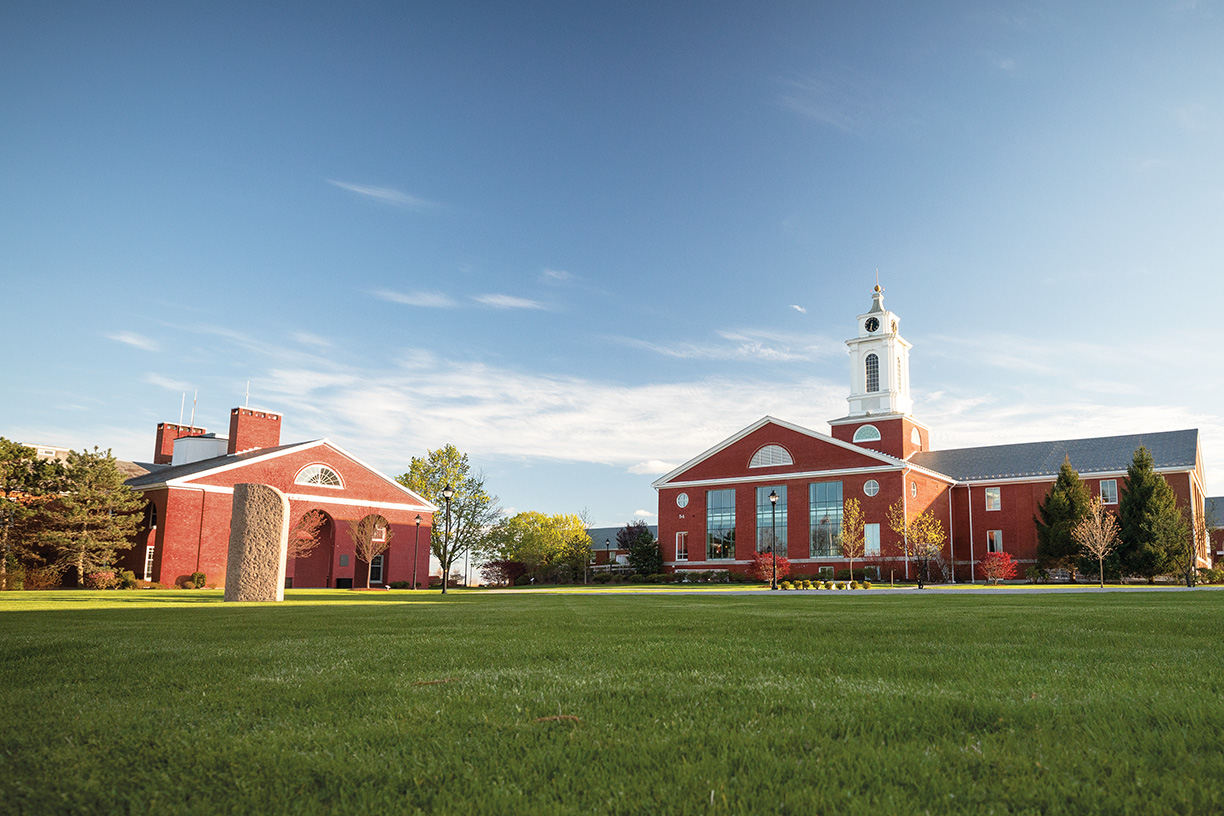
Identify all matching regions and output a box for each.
[909,429,1198,482]
[124,441,316,488]
[587,525,658,550]
[1207,497,1223,524]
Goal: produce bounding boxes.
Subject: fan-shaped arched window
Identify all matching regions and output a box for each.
[852,425,881,443]
[295,464,343,488]
[750,444,794,468]
[865,353,880,392]
[911,427,921,447]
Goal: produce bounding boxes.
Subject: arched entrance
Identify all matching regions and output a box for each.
[289,509,334,588]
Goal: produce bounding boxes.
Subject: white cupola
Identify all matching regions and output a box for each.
[844,284,913,417]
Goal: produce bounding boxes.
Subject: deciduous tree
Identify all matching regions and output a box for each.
[1072,497,1121,588]
[1034,457,1091,579]
[348,514,393,588]
[886,501,946,589]
[749,551,791,583]
[396,445,501,594]
[0,438,63,590]
[290,509,329,560]
[839,498,866,586]
[484,511,592,582]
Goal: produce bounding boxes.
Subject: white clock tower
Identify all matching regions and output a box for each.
[844,284,913,417]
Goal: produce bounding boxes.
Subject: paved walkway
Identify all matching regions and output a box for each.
[486,583,1223,596]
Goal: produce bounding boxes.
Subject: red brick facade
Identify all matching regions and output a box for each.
[124,413,435,589]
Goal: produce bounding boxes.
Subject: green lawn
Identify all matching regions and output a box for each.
[2,589,1222,815]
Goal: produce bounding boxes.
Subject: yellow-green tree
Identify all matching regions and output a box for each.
[484,511,592,583]
[839,498,866,581]
[886,500,946,589]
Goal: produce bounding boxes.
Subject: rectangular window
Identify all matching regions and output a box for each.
[1100,479,1118,505]
[676,532,689,561]
[865,523,880,557]
[809,481,843,557]
[755,486,788,553]
[143,545,155,582]
[706,489,736,560]
[339,554,350,567]
[370,554,384,584]
[985,487,1001,511]
[372,524,387,542]
[987,530,1003,553]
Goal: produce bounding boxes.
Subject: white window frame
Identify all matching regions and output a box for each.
[676,532,688,561]
[370,554,384,584]
[1100,479,1118,505]
[863,479,880,497]
[987,530,1003,553]
[143,545,155,582]
[852,425,881,443]
[750,445,794,468]
[910,481,917,498]
[984,487,1001,511]
[865,523,880,557]
[372,523,387,543]
[294,464,344,489]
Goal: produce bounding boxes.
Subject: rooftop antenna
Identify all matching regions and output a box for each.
[179,392,185,426]
[189,389,198,429]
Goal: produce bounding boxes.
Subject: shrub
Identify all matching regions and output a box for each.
[802,580,813,590]
[389,581,411,589]
[117,570,138,589]
[850,580,859,589]
[834,568,874,582]
[85,571,118,589]
[24,565,64,590]
[978,552,1018,585]
[749,552,792,583]
[190,572,206,589]
[1025,565,1049,584]
[513,575,531,587]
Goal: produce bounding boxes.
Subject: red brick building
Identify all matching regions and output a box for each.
[653,287,1211,582]
[123,408,435,589]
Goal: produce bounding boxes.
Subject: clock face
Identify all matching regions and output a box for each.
[676,492,689,508]
[865,317,880,333]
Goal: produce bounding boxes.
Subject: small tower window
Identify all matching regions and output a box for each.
[852,425,881,443]
[911,428,921,447]
[750,445,794,468]
[295,464,343,488]
[865,353,880,393]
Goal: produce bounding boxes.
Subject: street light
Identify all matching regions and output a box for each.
[769,489,779,591]
[441,484,454,594]
[412,514,422,590]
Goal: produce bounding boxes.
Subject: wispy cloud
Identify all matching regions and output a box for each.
[790,305,807,314]
[327,180,440,210]
[145,374,192,392]
[374,290,458,308]
[106,331,159,351]
[613,329,840,363]
[473,294,547,310]
[777,72,873,133]
[633,509,657,518]
[629,460,676,475]
[292,332,333,348]
[541,268,574,284]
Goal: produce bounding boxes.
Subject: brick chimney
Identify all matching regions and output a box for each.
[154,423,207,465]
[227,408,282,455]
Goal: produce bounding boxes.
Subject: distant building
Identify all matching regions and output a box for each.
[586,524,658,569]
[123,408,435,589]
[653,287,1211,581]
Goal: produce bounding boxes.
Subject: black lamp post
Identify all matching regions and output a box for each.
[441,484,454,594]
[769,489,779,591]
[412,514,422,590]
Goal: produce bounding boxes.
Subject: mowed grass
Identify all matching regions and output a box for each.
[2,590,1223,815]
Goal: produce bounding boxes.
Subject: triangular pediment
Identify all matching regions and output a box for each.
[652,416,907,488]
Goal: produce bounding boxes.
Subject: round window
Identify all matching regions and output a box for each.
[676,492,689,508]
[864,480,879,497]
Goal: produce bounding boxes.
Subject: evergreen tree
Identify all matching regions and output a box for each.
[1034,456,1092,578]
[1117,446,1187,582]
[38,448,143,586]
[619,519,661,576]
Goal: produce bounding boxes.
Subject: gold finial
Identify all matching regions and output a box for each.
[874,269,882,293]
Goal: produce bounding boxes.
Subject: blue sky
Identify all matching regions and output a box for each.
[3,1,1223,524]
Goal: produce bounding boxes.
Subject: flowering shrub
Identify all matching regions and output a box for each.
[978,551,1018,585]
[864,581,872,589]
[850,580,859,589]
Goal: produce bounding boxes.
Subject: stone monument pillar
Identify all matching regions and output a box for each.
[223,483,290,602]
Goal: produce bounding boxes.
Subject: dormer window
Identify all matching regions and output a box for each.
[750,445,794,468]
[852,425,881,443]
[865,353,880,392]
[295,464,343,488]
